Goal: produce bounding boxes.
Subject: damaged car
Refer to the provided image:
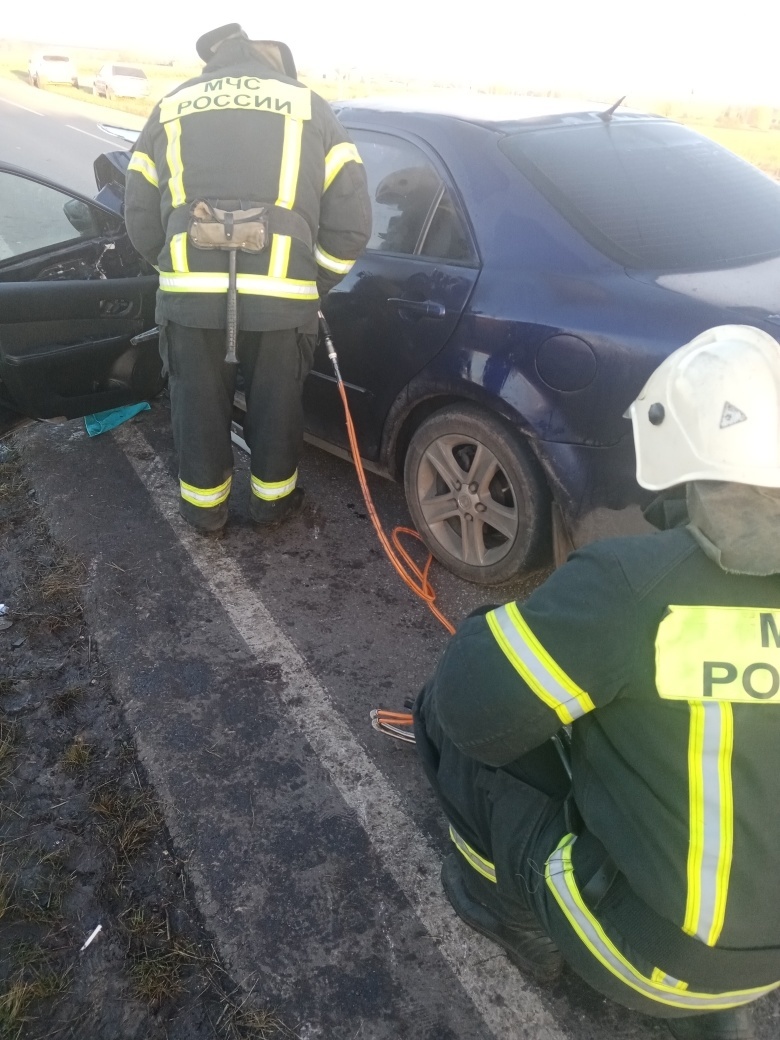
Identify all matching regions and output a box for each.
[2,96,780,584]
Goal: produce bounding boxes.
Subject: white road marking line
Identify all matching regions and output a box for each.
[114,423,567,1040]
[66,124,120,145]
[0,97,43,116]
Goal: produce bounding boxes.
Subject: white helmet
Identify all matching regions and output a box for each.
[627,325,780,490]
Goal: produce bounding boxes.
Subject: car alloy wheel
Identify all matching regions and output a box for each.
[404,404,550,585]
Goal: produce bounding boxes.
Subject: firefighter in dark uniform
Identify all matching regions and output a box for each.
[413,325,780,1040]
[125,24,371,532]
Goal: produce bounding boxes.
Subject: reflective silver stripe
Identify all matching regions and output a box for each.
[546,835,777,1010]
[170,233,189,273]
[164,120,185,206]
[315,244,355,275]
[127,151,159,187]
[684,702,734,946]
[250,471,297,501]
[180,476,232,507]
[323,141,363,191]
[158,271,318,299]
[268,234,292,279]
[275,117,303,209]
[449,826,496,882]
[486,604,595,725]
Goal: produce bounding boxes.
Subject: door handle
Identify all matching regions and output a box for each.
[387,298,446,319]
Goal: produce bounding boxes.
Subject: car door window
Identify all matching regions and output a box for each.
[351,130,474,262]
[0,172,104,262]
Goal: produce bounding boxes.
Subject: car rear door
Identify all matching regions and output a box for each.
[304,126,480,460]
[0,165,161,420]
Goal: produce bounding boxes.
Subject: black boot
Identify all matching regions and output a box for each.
[178,499,228,533]
[249,487,305,527]
[440,853,563,982]
[667,1008,755,1040]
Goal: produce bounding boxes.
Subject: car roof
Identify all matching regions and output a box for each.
[333,93,656,130]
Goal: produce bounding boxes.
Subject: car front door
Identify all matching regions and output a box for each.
[304,127,480,461]
[0,165,161,421]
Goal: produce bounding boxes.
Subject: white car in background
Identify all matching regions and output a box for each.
[92,64,150,100]
[28,51,78,89]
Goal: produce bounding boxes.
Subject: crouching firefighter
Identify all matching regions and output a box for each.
[413,325,780,1039]
[125,23,371,532]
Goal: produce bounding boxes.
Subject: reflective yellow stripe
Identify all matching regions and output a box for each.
[250,471,297,501]
[684,702,734,946]
[165,120,185,207]
[158,271,318,300]
[449,826,496,883]
[275,117,303,209]
[314,243,355,275]
[323,141,363,192]
[651,968,689,991]
[180,476,232,508]
[170,233,189,273]
[268,234,292,279]
[546,835,779,1010]
[127,151,159,188]
[486,603,595,725]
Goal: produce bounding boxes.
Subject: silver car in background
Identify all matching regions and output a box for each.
[92,64,149,101]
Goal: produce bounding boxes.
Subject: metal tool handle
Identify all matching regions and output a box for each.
[225,250,239,364]
[318,310,342,382]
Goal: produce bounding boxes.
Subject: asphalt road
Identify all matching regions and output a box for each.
[0,73,144,194]
[3,84,779,1040]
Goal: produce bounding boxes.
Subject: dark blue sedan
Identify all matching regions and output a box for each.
[2,95,780,584]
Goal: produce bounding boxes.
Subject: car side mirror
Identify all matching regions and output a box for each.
[62,198,104,237]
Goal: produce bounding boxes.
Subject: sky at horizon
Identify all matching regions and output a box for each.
[5,1,780,104]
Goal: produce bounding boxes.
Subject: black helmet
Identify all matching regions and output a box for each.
[195,23,247,62]
[194,24,297,78]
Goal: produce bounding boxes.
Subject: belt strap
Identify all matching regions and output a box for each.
[169,202,313,251]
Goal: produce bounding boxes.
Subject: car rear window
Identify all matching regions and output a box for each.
[43,55,70,62]
[115,65,146,78]
[499,119,780,270]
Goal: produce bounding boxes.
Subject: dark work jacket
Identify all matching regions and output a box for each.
[430,523,780,972]
[125,51,371,331]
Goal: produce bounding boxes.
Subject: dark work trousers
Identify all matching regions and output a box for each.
[162,321,316,528]
[413,681,728,1021]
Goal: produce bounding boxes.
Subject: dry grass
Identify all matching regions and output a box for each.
[61,738,93,772]
[52,685,86,716]
[0,716,18,784]
[0,465,26,503]
[34,551,86,603]
[0,966,69,1035]
[0,867,14,922]
[91,787,163,866]
[129,950,185,1005]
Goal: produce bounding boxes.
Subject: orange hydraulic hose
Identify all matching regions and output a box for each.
[321,311,455,636]
[336,376,455,636]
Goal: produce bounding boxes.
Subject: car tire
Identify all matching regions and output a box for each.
[404,404,550,585]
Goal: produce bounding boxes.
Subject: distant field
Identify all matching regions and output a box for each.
[1,57,779,178]
[694,126,780,178]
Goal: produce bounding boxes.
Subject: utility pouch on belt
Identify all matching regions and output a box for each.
[187,199,268,253]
